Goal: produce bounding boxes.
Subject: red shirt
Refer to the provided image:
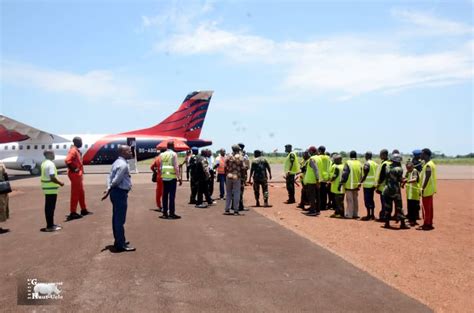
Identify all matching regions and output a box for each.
[150,157,162,178]
[65,146,83,174]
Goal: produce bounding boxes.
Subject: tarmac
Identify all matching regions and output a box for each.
[1,168,432,312]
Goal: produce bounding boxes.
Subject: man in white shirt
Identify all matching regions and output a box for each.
[40,150,64,232]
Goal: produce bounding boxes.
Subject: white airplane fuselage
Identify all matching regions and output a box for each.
[0,134,103,174]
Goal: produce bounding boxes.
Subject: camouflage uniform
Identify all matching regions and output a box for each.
[382,163,407,227]
[238,153,250,210]
[251,157,270,204]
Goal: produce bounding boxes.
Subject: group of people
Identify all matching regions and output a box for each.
[283,144,437,231]
[151,142,272,217]
[0,138,438,253]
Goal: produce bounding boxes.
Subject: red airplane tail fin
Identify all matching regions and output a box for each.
[120,91,213,140]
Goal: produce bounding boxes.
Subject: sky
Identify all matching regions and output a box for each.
[1,0,473,156]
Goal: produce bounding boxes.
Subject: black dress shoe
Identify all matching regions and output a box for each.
[116,246,136,252]
[81,210,93,216]
[0,228,10,234]
[159,214,169,219]
[67,212,83,220]
[169,214,181,219]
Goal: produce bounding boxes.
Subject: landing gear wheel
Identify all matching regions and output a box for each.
[30,167,40,176]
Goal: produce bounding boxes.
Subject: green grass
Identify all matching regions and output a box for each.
[139,155,474,166]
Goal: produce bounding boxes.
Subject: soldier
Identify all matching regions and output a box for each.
[195,149,213,208]
[297,151,310,210]
[284,144,299,204]
[238,143,249,211]
[375,149,391,221]
[382,154,409,229]
[412,149,423,172]
[248,150,272,207]
[188,147,199,204]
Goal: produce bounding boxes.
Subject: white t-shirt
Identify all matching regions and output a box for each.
[43,160,56,177]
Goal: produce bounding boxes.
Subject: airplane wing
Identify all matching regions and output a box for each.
[0,115,69,144]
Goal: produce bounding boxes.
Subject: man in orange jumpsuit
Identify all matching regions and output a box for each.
[150,148,164,211]
[65,137,90,220]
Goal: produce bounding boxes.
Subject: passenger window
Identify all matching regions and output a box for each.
[4,146,7,150]
[56,145,59,149]
[63,145,67,149]
[34,145,38,150]
[19,145,23,150]
[12,146,16,150]
[27,145,30,150]
[48,145,52,149]
[85,144,89,149]
[41,145,45,149]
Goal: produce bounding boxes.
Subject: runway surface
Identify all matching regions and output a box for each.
[0,173,431,312]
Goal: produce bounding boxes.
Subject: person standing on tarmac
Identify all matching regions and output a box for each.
[303,146,320,216]
[418,148,437,231]
[317,146,331,211]
[225,145,246,215]
[340,151,362,219]
[214,149,226,200]
[195,149,213,208]
[159,141,182,219]
[284,144,299,204]
[206,149,215,201]
[237,143,249,211]
[150,148,165,211]
[375,149,391,221]
[188,147,199,205]
[40,150,65,232]
[329,154,345,218]
[248,150,272,207]
[65,137,91,220]
[382,154,409,229]
[403,160,421,226]
[297,151,310,210]
[359,151,378,220]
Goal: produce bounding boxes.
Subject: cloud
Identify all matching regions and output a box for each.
[144,6,473,99]
[0,61,165,108]
[392,9,474,36]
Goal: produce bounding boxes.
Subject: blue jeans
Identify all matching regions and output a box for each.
[110,188,128,248]
[217,174,226,198]
[163,179,177,216]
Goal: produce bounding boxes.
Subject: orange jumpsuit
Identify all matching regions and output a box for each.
[65,146,86,213]
[151,157,163,208]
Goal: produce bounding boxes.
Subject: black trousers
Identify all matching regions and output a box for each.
[208,172,215,198]
[334,194,345,216]
[407,199,420,223]
[363,187,375,217]
[306,183,320,213]
[286,174,296,202]
[319,182,328,211]
[44,194,57,228]
[190,177,198,203]
[197,179,212,205]
[299,183,308,206]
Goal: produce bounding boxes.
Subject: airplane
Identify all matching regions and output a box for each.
[0,91,213,175]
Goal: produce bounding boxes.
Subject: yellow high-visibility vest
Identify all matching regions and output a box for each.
[40,160,59,195]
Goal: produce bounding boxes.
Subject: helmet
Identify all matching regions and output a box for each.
[390,153,402,163]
